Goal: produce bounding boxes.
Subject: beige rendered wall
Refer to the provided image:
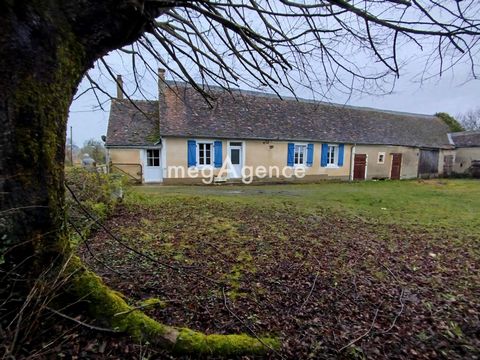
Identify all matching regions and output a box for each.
[107,148,142,180]
[354,145,420,179]
[163,137,352,182]
[453,147,480,173]
[163,137,229,179]
[244,140,351,178]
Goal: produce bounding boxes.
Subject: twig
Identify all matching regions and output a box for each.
[113,301,165,317]
[65,182,221,285]
[382,288,405,334]
[338,301,383,352]
[46,307,119,333]
[298,255,321,310]
[221,287,285,359]
[381,264,402,284]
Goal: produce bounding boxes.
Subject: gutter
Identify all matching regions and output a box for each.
[105,144,162,149]
[349,143,356,181]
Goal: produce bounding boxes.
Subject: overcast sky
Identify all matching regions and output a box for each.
[68,27,480,147]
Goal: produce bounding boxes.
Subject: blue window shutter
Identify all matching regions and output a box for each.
[287,143,294,166]
[321,144,328,167]
[338,144,345,166]
[306,144,314,167]
[214,141,223,168]
[187,140,196,167]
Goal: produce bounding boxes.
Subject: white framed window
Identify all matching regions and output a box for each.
[294,144,307,166]
[378,152,386,164]
[197,142,213,166]
[327,145,338,166]
[146,149,160,166]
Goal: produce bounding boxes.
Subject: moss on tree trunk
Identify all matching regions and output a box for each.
[0,1,278,356]
[67,256,278,356]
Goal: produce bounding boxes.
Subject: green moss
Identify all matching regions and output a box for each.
[146,132,160,143]
[9,26,87,263]
[175,328,279,356]
[65,256,277,355]
[139,297,167,309]
[67,256,168,340]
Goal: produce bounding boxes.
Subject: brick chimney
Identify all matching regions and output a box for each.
[116,75,123,99]
[158,68,166,100]
[158,69,166,140]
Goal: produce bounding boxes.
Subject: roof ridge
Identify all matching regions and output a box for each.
[163,80,436,120]
[450,130,480,135]
[113,98,156,103]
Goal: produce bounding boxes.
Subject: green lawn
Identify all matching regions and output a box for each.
[83,179,480,359]
[134,179,480,231]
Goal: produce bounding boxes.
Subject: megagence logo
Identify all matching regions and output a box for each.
[167,156,306,184]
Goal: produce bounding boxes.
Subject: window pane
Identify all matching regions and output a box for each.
[206,144,211,164]
[147,150,159,166]
[230,142,242,147]
[198,142,213,165]
[294,145,307,165]
[231,149,240,164]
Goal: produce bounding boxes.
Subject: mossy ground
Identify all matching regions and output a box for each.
[80,179,480,359]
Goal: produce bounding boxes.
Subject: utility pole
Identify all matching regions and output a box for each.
[70,126,73,166]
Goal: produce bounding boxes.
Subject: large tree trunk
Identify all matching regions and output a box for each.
[0,0,165,300]
[0,1,276,356]
[0,1,84,285]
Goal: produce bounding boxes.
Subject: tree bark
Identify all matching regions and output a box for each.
[0,0,166,272]
[0,1,276,355]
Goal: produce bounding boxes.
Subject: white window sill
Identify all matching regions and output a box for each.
[326,164,339,169]
[293,164,307,168]
[195,165,214,170]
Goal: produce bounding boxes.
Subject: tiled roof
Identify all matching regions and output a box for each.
[450,131,480,148]
[106,99,159,146]
[106,82,452,149]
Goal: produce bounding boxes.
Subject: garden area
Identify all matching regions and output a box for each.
[68,179,480,359]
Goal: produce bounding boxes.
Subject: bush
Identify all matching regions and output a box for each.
[65,167,128,245]
[435,112,465,132]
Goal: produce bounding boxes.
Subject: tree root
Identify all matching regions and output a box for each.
[65,256,279,356]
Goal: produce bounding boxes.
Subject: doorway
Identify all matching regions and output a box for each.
[418,149,439,178]
[353,154,367,180]
[143,148,162,183]
[390,153,402,180]
[443,155,454,176]
[228,141,243,178]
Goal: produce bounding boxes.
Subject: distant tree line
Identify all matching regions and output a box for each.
[436,109,480,133]
[65,138,106,165]
[457,107,480,131]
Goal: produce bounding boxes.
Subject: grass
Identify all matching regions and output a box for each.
[82,179,480,359]
[134,179,480,231]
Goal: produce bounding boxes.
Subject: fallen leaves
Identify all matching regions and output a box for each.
[73,196,480,359]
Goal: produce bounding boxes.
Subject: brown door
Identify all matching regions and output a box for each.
[353,154,367,180]
[390,153,402,180]
[443,155,453,176]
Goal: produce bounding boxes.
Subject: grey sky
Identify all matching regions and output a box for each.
[68,60,479,147]
[68,0,480,147]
